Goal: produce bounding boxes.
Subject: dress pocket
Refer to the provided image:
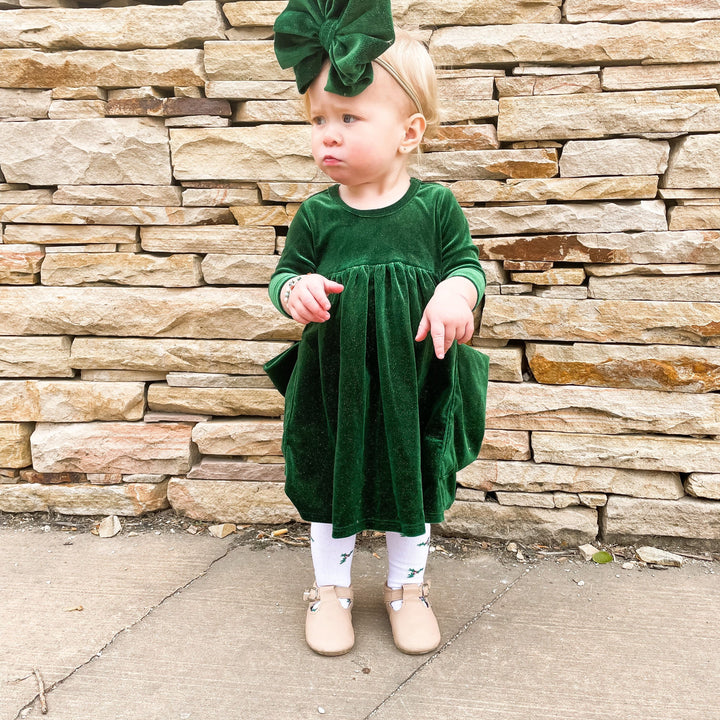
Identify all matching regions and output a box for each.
[263,342,299,396]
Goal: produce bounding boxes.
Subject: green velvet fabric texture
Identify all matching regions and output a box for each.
[273,0,395,96]
[266,179,489,538]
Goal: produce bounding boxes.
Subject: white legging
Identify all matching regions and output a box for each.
[310,522,431,589]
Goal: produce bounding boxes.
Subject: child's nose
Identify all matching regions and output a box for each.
[323,125,341,145]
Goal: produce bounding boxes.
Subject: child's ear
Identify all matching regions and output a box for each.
[400,113,427,153]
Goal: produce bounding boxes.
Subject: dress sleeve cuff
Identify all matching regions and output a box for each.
[445,268,486,310]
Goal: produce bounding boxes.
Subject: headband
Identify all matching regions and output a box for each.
[273,0,395,97]
[374,57,423,115]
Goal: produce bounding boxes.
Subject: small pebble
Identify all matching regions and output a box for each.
[318,707,325,715]
[622,562,634,570]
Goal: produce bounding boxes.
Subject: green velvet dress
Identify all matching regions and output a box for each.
[267,178,489,538]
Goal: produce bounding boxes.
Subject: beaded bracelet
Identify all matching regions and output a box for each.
[282,275,303,306]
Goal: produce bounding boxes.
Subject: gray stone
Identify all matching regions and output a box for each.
[635,546,684,567]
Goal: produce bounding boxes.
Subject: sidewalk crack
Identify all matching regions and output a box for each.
[11,540,241,720]
[363,564,536,720]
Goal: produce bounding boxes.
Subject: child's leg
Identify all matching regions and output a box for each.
[310,521,356,588]
[385,524,431,590]
[305,522,356,656]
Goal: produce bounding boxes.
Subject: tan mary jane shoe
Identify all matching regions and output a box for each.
[304,584,354,656]
[384,582,441,655]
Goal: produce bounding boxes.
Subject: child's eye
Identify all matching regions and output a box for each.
[342,114,356,123]
[311,116,325,125]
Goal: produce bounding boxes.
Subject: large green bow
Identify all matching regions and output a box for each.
[273,0,395,97]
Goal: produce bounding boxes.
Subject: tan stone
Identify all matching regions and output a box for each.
[589,275,720,301]
[0,244,43,284]
[496,74,601,97]
[182,187,259,207]
[566,0,720,22]
[203,40,293,82]
[533,286,588,300]
[465,201,667,235]
[41,252,203,287]
[233,99,305,124]
[222,1,283,27]
[585,263,720,276]
[201,254,277,285]
[686,473,720,500]
[412,149,558,182]
[579,493,607,508]
[165,373,273,389]
[0,287,299,341]
[48,99,106,119]
[206,80,298,100]
[559,139,670,177]
[53,185,183,206]
[0,336,72,377]
[0,423,32,468]
[192,419,282,456]
[479,295,720,346]
[664,133,720,188]
[479,261,508,285]
[527,342,720,393]
[3,224,137,245]
[532,431,720,473]
[488,381,720,435]
[395,0,562,25]
[0,49,207,89]
[510,268,586,285]
[0,189,53,203]
[476,231,720,264]
[81,370,166,383]
[496,491,555,509]
[0,204,232,226]
[602,496,720,548]
[170,125,321,182]
[602,63,720,91]
[187,458,284,482]
[20,470,87,485]
[440,100,498,123]
[31,422,194,474]
[0,481,169,516]
[167,478,301,525]
[422,124,499,152]
[439,501,597,546]
[141,225,274,254]
[431,22,720,68]
[497,90,720,141]
[229,205,288,226]
[147,384,283,417]
[455,488,486,502]
[0,118,172,185]
[484,347,523,383]
[52,87,107,101]
[668,205,720,230]
[0,380,144,422]
[451,176,657,203]
[0,88,51,117]
[553,492,581,509]
[458,459,684,499]
[0,1,224,50]
[70,338,291,374]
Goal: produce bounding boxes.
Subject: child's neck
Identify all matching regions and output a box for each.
[338,168,412,211]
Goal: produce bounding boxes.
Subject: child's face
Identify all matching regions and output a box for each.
[307,63,417,188]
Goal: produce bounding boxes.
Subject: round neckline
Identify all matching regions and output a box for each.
[330,178,421,217]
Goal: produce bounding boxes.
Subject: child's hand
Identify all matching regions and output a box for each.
[284,273,344,324]
[415,278,477,359]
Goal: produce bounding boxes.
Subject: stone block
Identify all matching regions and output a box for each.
[668,205,720,231]
[192,419,283,456]
[201,254,277,285]
[439,500,598,546]
[478,430,531,461]
[484,347,523,383]
[0,481,169,516]
[0,244,43,284]
[0,49,206,89]
[664,134,720,187]
[431,22,720,68]
[0,423,33,468]
[167,478,301,524]
[510,268,586,285]
[422,124,499,152]
[31,422,195,474]
[497,90,720,141]
[532,431,720,473]
[170,125,321,182]
[395,0,562,25]
[0,336,72,378]
[458,459,684,499]
[559,139,670,176]
[487,381,720,435]
[0,118,172,185]
[685,474,720,500]
[203,40,294,82]
[496,74,601,97]
[48,99,106,119]
[602,63,720,91]
[476,230,720,264]
[41,252,203,287]
[464,201,667,235]
[141,225,275,254]
[187,458,284,482]
[0,287,299,341]
[589,275,720,302]
[601,496,720,548]
[165,373,273,389]
[479,296,720,346]
[147,384,284,417]
[70,338,291,374]
[526,342,720,393]
[496,491,555,509]
[3,224,137,246]
[0,1,224,50]
[0,88,51,118]
[53,185,183,207]
[566,0,720,22]
[0,380,144,422]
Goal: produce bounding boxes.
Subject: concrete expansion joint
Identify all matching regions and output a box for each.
[11,539,242,720]
[364,564,537,719]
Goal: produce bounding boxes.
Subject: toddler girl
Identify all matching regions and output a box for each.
[267,3,488,656]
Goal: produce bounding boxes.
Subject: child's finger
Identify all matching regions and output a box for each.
[415,313,430,342]
[324,280,344,295]
[431,321,446,359]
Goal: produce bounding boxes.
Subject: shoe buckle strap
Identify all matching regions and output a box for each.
[303,586,320,602]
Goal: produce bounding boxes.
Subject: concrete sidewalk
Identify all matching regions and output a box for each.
[1,523,719,720]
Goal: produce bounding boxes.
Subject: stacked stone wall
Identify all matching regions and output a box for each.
[1,0,719,548]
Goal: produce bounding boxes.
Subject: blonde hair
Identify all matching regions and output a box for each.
[375,30,439,137]
[302,30,439,137]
